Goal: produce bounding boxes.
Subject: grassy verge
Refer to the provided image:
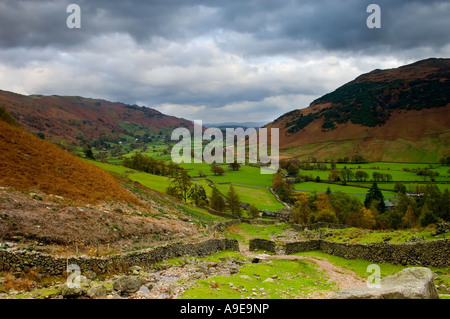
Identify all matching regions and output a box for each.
[181,257,335,299]
[309,227,450,243]
[214,184,284,212]
[293,250,450,298]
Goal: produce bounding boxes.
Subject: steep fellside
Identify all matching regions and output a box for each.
[0,90,193,143]
[267,58,450,162]
[0,116,140,205]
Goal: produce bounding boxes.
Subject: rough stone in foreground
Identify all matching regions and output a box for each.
[87,284,108,299]
[60,284,87,299]
[330,267,439,299]
[113,276,142,295]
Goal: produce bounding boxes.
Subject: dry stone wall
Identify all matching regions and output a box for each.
[251,239,449,268]
[318,239,449,268]
[249,239,276,253]
[0,238,239,276]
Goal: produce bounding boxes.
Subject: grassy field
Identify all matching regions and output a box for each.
[214,183,285,211]
[294,250,450,294]
[180,251,335,299]
[208,165,274,187]
[349,182,450,193]
[86,136,450,213]
[307,227,450,243]
[294,181,398,201]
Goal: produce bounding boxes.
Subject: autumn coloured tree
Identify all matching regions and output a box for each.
[271,172,294,203]
[293,192,311,224]
[227,185,242,217]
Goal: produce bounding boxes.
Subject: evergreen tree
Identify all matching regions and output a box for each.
[210,187,225,212]
[229,160,241,171]
[247,204,260,219]
[188,184,208,206]
[169,169,192,202]
[84,148,95,160]
[419,203,438,227]
[364,182,385,214]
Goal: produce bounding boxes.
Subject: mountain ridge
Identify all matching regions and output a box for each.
[0,89,193,143]
[267,58,450,162]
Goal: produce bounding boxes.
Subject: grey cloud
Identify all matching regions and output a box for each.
[1,0,449,55]
[0,0,449,123]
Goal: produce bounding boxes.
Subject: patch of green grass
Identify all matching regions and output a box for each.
[127,172,171,193]
[312,227,449,243]
[83,159,136,176]
[294,181,397,202]
[293,250,450,294]
[208,165,273,187]
[214,184,284,212]
[294,251,410,279]
[13,285,62,299]
[180,258,335,299]
[175,203,227,224]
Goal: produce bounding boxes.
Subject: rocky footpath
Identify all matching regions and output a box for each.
[0,255,246,299]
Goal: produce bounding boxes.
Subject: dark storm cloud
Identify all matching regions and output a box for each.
[0,0,449,122]
[0,0,449,54]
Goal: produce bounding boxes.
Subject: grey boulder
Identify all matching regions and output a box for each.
[330,267,439,299]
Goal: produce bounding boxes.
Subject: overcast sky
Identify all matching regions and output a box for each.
[0,0,449,123]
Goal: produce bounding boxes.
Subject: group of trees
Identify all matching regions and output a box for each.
[122,152,182,177]
[440,156,450,166]
[290,182,385,229]
[371,172,393,182]
[281,157,398,184]
[280,155,368,172]
[124,153,257,218]
[272,167,449,229]
[210,162,226,176]
[210,160,240,176]
[271,172,295,204]
[386,184,450,229]
[291,190,377,229]
[209,184,260,218]
[209,184,259,218]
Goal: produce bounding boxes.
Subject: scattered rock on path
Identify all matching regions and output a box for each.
[113,276,142,296]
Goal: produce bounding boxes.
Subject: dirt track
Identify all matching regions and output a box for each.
[241,246,367,297]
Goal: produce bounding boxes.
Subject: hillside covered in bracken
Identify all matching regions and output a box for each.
[267,58,450,162]
[0,109,140,205]
[0,90,193,143]
[0,107,202,249]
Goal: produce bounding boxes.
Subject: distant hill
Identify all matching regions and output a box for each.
[204,121,267,129]
[266,58,450,162]
[0,90,193,143]
[0,110,140,204]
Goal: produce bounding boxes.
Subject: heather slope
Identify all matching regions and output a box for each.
[0,118,140,204]
[267,58,450,162]
[0,90,193,142]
